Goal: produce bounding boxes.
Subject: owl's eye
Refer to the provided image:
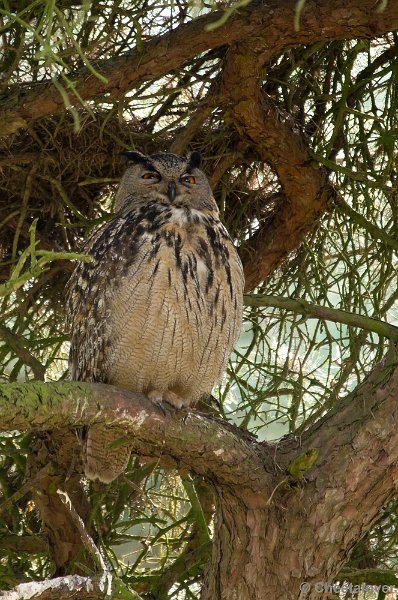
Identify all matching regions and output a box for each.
[181,174,196,185]
[142,172,160,180]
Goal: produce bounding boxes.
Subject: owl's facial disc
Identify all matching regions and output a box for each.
[116,150,218,214]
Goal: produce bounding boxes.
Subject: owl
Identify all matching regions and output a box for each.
[66,150,244,483]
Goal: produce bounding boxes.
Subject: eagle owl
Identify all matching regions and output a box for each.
[66,150,244,483]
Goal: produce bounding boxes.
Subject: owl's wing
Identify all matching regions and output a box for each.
[66,214,144,483]
[65,214,139,382]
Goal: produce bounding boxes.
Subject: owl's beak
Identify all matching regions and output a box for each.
[167,180,177,202]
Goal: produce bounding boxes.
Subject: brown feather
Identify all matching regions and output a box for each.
[66,152,244,482]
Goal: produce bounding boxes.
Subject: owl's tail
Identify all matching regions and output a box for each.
[84,425,132,483]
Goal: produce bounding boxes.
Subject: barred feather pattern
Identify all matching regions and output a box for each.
[66,153,244,482]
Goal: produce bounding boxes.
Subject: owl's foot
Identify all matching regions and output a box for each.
[148,389,188,410]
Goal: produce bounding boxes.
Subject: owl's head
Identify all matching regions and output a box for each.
[115,150,218,214]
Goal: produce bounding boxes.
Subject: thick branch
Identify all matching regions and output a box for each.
[271,352,398,595]
[218,44,334,290]
[26,430,94,575]
[0,381,272,492]
[2,0,398,137]
[3,357,398,597]
[202,351,398,598]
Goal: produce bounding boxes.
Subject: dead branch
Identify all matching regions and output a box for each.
[0,574,142,600]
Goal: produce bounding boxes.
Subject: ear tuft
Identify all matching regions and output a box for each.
[120,150,147,164]
[189,151,201,169]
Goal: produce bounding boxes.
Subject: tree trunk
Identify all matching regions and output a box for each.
[201,352,398,599]
[203,477,397,600]
[2,361,398,598]
[202,487,273,599]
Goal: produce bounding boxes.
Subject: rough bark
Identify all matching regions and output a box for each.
[2,0,398,138]
[203,354,398,599]
[274,356,398,599]
[1,353,398,598]
[217,44,335,291]
[0,381,273,489]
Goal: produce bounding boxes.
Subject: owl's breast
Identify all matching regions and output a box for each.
[104,208,243,404]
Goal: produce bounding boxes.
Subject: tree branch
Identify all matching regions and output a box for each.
[244,293,398,340]
[3,356,398,594]
[198,349,398,597]
[0,574,142,600]
[0,534,48,555]
[25,430,94,575]
[217,42,335,290]
[0,381,272,492]
[336,196,398,252]
[56,490,109,573]
[2,0,398,137]
[271,351,398,588]
[0,324,45,380]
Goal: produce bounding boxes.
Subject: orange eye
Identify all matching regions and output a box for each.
[142,172,160,180]
[181,174,196,184]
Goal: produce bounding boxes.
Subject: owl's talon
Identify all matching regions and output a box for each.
[164,390,187,410]
[158,402,167,415]
[147,390,167,413]
[148,390,187,410]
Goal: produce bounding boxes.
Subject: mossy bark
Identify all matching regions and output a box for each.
[2,354,398,597]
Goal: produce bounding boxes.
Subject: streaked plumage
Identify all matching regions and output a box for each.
[66,151,244,482]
